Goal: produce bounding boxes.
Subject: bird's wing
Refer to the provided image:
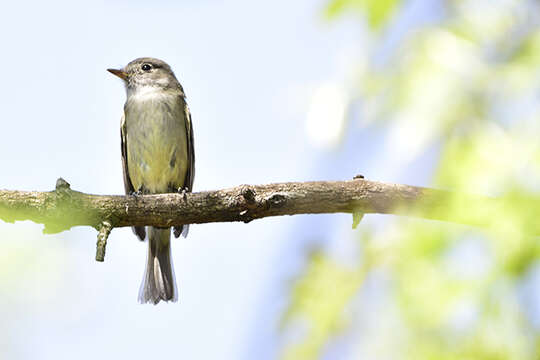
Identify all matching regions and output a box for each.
[184,102,195,192]
[121,112,146,240]
[173,100,195,238]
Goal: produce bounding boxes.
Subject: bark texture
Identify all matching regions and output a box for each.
[0,177,511,235]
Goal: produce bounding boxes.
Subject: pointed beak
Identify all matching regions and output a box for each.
[107,68,129,80]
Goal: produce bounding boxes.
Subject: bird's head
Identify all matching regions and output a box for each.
[108,57,181,93]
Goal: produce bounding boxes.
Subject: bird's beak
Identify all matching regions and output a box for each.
[107,68,129,80]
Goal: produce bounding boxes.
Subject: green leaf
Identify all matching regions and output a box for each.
[324,0,401,29]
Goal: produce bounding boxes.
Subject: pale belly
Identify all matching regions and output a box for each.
[125,95,188,194]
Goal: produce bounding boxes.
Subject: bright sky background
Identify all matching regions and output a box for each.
[0,0,438,359]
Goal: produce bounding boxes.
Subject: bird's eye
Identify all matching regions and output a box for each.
[141,64,152,71]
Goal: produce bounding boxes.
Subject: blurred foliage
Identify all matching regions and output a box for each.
[281,251,366,359]
[282,0,540,359]
[324,0,400,29]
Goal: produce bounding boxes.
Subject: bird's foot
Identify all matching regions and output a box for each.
[177,187,189,201]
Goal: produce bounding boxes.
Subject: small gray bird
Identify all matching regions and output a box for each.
[108,57,194,304]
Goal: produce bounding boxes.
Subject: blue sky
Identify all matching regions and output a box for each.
[0,0,444,359]
[0,1,364,359]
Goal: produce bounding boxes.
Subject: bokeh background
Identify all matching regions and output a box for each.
[1,0,540,359]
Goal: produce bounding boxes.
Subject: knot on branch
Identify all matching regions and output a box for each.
[240,185,257,206]
[265,193,287,208]
[235,189,289,223]
[236,186,258,223]
[55,178,71,191]
[55,178,73,200]
[43,178,76,234]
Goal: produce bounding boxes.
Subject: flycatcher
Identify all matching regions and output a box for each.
[108,57,195,304]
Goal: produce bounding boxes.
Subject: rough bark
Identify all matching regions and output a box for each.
[0,177,508,234]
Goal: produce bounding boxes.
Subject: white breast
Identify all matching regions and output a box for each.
[127,85,168,101]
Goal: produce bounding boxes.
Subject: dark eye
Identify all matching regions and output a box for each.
[141,64,152,71]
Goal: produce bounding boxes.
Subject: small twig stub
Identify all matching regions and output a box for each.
[96,221,113,262]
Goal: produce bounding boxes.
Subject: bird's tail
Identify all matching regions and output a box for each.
[138,227,177,304]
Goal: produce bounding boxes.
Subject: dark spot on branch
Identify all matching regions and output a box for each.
[240,186,256,205]
[239,210,253,223]
[267,194,287,208]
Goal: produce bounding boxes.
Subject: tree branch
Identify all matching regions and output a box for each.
[2,177,538,261]
[1,176,521,232]
[3,176,537,259]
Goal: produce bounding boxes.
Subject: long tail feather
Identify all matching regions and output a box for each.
[138,227,177,304]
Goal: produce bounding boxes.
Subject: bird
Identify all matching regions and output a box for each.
[108,57,194,304]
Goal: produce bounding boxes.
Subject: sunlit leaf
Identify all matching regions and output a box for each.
[324,0,401,29]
